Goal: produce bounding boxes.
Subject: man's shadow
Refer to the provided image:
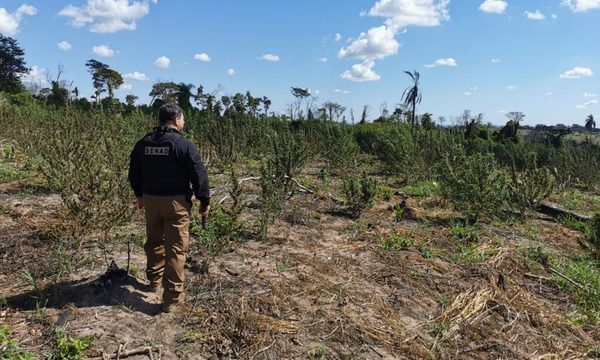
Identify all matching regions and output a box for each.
[7,265,162,316]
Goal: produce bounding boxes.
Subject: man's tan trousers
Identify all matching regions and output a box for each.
[143,194,191,305]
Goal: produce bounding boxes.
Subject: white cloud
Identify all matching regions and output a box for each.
[57,41,72,51]
[479,0,508,14]
[584,92,598,97]
[425,57,457,68]
[340,59,381,82]
[506,85,517,90]
[339,25,399,60]
[560,66,593,78]
[20,65,47,86]
[314,89,321,95]
[367,0,450,29]
[525,10,546,20]
[491,58,501,63]
[58,0,155,33]
[464,86,479,95]
[562,0,600,12]
[317,57,328,63]
[545,92,553,96]
[92,44,115,57]
[227,68,235,76]
[334,89,352,94]
[258,54,280,62]
[193,53,211,62]
[0,4,37,36]
[334,33,342,41]
[121,83,133,91]
[123,71,148,81]
[576,99,598,109]
[340,0,449,82]
[154,56,170,69]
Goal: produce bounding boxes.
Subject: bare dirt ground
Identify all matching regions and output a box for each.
[0,168,599,359]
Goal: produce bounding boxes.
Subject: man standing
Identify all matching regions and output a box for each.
[128,103,210,313]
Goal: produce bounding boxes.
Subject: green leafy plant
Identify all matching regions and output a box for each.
[585,214,600,260]
[191,205,238,256]
[48,333,93,360]
[403,181,439,197]
[378,233,414,251]
[0,326,36,360]
[341,171,377,217]
[450,221,481,243]
[258,162,285,240]
[438,150,508,222]
[378,185,393,201]
[508,155,555,215]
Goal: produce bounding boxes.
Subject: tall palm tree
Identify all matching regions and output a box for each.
[585,114,596,132]
[401,70,422,129]
[177,83,195,113]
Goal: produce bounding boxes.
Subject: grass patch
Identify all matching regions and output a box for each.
[403,181,439,197]
[378,233,414,251]
[418,244,433,258]
[0,163,21,183]
[450,221,481,243]
[526,243,552,266]
[561,189,588,212]
[48,333,94,360]
[0,326,36,360]
[275,258,294,273]
[557,215,590,233]
[180,331,203,343]
[427,320,451,337]
[552,258,600,324]
[451,244,486,265]
[309,346,328,359]
[0,201,11,216]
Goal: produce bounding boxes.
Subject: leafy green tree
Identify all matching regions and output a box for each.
[494,112,524,143]
[262,96,271,117]
[0,35,29,93]
[420,113,435,130]
[149,81,179,105]
[46,80,69,107]
[85,59,123,103]
[246,91,261,117]
[401,70,422,129]
[290,87,310,120]
[125,94,138,106]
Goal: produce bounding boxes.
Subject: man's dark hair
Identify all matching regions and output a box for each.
[158,103,184,125]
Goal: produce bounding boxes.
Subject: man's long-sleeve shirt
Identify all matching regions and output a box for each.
[128,127,210,206]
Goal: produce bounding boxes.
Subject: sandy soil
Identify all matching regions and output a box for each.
[0,176,598,359]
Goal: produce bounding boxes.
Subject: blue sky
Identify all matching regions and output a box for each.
[2,0,599,125]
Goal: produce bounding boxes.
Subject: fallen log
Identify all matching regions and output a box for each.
[537,201,592,222]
